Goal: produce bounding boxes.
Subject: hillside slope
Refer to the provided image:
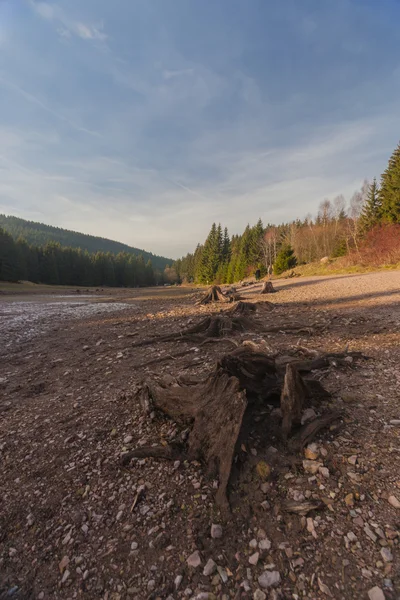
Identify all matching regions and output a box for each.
[0,215,171,270]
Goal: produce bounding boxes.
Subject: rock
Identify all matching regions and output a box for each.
[174,575,183,590]
[249,552,259,565]
[260,482,269,494]
[147,580,155,591]
[301,408,317,425]
[307,517,317,538]
[368,587,385,600]
[261,500,270,511]
[187,550,202,568]
[318,466,330,478]
[380,547,393,562]
[389,419,400,425]
[318,578,333,597]
[249,538,258,549]
[364,525,378,543]
[131,542,138,550]
[259,538,271,551]
[345,493,354,506]
[388,494,400,509]
[347,455,357,465]
[254,590,267,600]
[124,435,133,444]
[256,461,271,480]
[258,571,281,589]
[303,460,322,475]
[347,532,357,542]
[61,569,70,584]
[59,555,70,574]
[203,558,217,576]
[217,566,228,583]
[211,524,222,539]
[304,443,319,460]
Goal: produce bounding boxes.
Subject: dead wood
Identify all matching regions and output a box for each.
[282,499,324,515]
[197,285,233,305]
[126,346,334,509]
[260,281,275,294]
[288,411,342,451]
[281,363,308,439]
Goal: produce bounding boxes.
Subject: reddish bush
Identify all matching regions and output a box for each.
[346,225,400,266]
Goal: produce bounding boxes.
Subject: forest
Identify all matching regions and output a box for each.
[171,141,400,284]
[0,215,171,271]
[0,233,161,287]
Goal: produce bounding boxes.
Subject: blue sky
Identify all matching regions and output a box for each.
[0,0,399,258]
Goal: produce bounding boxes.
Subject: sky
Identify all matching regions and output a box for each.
[0,0,399,258]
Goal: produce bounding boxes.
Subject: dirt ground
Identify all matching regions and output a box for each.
[0,272,399,600]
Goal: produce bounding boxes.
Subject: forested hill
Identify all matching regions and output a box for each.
[0,215,171,270]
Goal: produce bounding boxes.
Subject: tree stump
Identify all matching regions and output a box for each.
[260,281,275,294]
[197,285,232,305]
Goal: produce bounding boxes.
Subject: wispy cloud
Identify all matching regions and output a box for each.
[0,76,101,137]
[29,1,107,42]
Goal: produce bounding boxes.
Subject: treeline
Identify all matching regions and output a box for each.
[172,141,400,283]
[0,231,162,287]
[0,215,171,271]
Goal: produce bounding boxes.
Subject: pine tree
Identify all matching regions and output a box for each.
[359,179,381,233]
[274,244,297,275]
[380,142,400,223]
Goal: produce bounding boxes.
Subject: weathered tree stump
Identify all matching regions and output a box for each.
[260,281,275,294]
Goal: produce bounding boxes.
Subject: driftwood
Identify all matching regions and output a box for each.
[123,347,337,509]
[288,411,342,451]
[260,281,275,294]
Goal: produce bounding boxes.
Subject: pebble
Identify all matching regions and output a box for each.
[368,587,385,600]
[259,538,271,551]
[217,566,228,583]
[187,550,202,568]
[203,558,217,576]
[254,590,267,600]
[347,531,357,542]
[211,524,222,539]
[249,552,259,565]
[303,460,322,474]
[174,575,183,590]
[380,547,393,562]
[319,466,330,478]
[61,569,70,584]
[131,542,138,550]
[147,580,155,591]
[364,525,378,543]
[389,419,400,425]
[388,494,400,509]
[258,570,281,589]
[123,435,133,444]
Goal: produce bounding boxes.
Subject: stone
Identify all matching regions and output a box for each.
[59,555,69,574]
[254,590,267,600]
[345,493,354,506]
[304,443,319,460]
[259,538,271,551]
[174,575,183,590]
[258,571,281,589]
[61,569,70,584]
[147,580,155,591]
[364,525,378,543]
[131,542,138,550]
[187,550,202,568]
[389,419,400,425]
[249,538,258,549]
[303,460,322,475]
[380,547,393,562]
[368,587,385,600]
[217,566,228,583]
[347,455,357,465]
[124,435,133,444]
[318,466,330,478]
[203,558,217,576]
[211,524,222,539]
[249,552,259,565]
[388,494,400,509]
[256,461,271,480]
[347,531,357,542]
[301,408,317,425]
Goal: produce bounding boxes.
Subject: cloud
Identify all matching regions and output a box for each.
[163,68,194,80]
[0,76,101,138]
[30,1,107,41]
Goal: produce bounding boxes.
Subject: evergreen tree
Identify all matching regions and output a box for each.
[380,142,400,223]
[359,179,382,233]
[274,244,297,275]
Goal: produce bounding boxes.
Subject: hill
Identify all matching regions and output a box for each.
[0,215,172,270]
